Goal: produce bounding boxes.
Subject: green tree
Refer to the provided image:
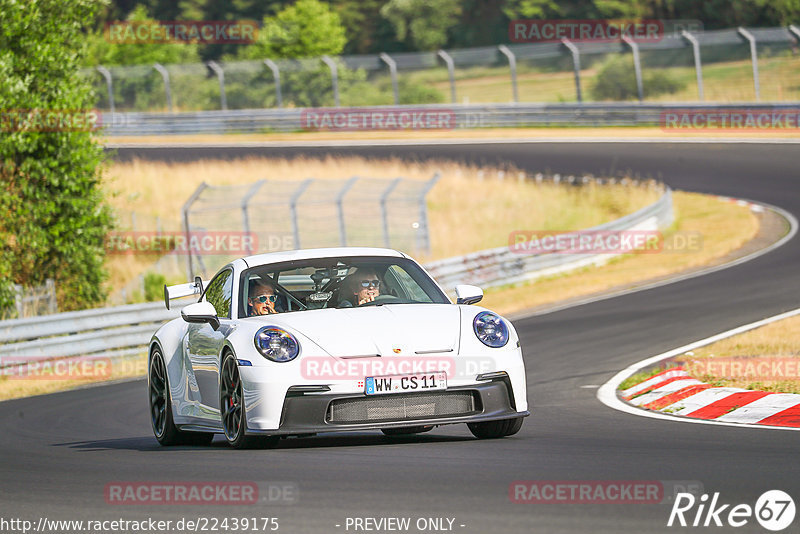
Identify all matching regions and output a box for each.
[0,0,113,313]
[380,0,462,51]
[238,0,347,60]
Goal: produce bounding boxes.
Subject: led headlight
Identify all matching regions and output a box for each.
[473,311,509,348]
[254,327,300,362]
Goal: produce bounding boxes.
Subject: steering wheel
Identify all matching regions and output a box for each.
[358,294,400,306]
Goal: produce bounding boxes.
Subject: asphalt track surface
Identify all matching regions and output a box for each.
[2,142,799,533]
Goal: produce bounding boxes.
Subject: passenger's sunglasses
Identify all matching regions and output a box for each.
[252,294,278,303]
[360,279,380,289]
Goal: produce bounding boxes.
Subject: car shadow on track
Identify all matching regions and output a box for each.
[53,432,475,452]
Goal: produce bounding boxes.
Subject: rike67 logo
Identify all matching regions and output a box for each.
[668,490,795,531]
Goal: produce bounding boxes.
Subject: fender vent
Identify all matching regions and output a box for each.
[326,391,479,424]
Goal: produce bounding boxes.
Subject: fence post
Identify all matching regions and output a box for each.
[437,50,457,103]
[497,45,518,103]
[737,28,760,101]
[96,65,115,114]
[380,178,402,248]
[335,177,359,247]
[153,63,173,112]
[417,173,441,253]
[45,279,56,315]
[321,56,340,107]
[289,179,313,249]
[241,180,266,255]
[681,30,704,101]
[560,38,583,103]
[182,182,208,281]
[622,36,644,102]
[263,59,283,108]
[379,53,399,105]
[790,25,800,42]
[206,61,228,110]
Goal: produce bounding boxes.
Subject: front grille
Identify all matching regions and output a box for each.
[326,391,479,424]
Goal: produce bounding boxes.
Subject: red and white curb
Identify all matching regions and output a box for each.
[597,307,800,432]
[621,367,800,427]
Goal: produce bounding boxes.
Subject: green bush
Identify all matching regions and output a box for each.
[0,0,112,313]
[590,55,684,101]
[144,272,167,302]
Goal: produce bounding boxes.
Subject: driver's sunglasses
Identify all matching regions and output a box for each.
[252,294,278,303]
[360,279,380,289]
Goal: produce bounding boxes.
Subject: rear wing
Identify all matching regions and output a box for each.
[163,277,209,310]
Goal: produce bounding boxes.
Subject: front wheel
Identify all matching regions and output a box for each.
[467,417,524,439]
[149,349,213,446]
[220,353,278,449]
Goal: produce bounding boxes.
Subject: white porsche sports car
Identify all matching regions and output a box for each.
[149,247,529,448]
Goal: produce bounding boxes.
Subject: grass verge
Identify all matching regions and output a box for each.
[673,315,800,394]
[482,191,760,315]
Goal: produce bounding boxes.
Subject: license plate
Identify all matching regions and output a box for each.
[364,372,447,395]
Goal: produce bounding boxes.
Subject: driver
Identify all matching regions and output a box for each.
[347,268,382,306]
[248,279,281,316]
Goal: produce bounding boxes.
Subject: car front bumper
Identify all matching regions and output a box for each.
[245,377,528,436]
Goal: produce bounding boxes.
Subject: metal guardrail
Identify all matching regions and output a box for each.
[101,103,800,136]
[0,187,672,365]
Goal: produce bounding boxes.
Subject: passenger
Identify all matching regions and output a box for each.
[248,279,280,316]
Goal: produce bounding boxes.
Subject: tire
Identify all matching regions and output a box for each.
[149,349,214,446]
[219,353,279,450]
[467,417,524,439]
[381,425,434,436]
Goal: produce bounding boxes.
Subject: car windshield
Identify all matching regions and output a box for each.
[238,256,449,317]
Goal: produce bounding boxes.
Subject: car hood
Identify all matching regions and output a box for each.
[260,304,461,358]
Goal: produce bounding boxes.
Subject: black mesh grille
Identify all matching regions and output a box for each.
[326,391,479,424]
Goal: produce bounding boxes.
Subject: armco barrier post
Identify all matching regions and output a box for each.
[737,28,760,101]
[380,178,402,248]
[379,53,399,105]
[336,177,359,247]
[498,45,519,103]
[242,180,266,255]
[417,173,441,253]
[264,59,282,108]
[182,182,208,281]
[290,179,313,249]
[206,61,228,110]
[96,66,115,114]
[437,50,457,104]
[153,63,173,112]
[681,30,704,101]
[622,36,644,102]
[321,56,340,107]
[561,39,583,103]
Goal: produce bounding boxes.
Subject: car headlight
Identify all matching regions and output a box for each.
[254,327,300,362]
[473,311,509,348]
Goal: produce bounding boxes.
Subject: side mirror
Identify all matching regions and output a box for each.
[181,301,220,330]
[455,284,483,305]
